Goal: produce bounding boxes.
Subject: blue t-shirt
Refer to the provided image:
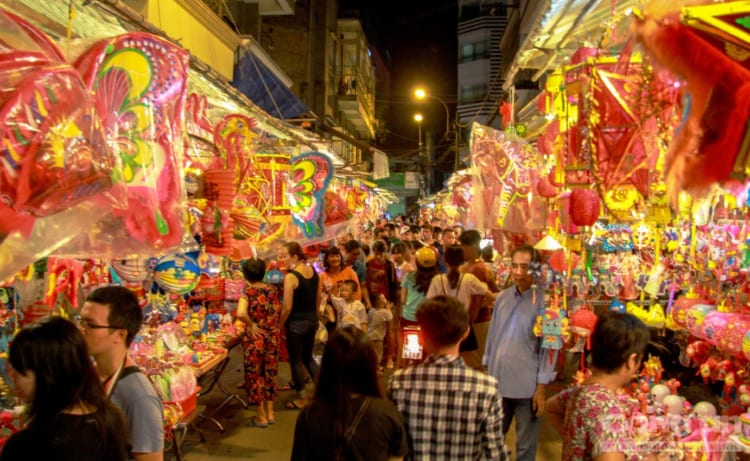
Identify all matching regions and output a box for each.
[111,372,164,456]
[400,272,426,322]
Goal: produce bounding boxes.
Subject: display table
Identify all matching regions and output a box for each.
[194,345,247,433]
[193,349,228,378]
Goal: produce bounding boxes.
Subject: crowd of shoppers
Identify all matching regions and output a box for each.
[0,214,646,461]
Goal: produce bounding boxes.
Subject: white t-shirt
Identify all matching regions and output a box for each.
[426,273,489,309]
[331,296,367,330]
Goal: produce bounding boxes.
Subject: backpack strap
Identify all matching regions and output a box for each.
[344,397,371,444]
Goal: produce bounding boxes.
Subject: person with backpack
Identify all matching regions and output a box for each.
[79,286,164,461]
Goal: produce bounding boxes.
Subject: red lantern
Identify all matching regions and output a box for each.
[549,250,580,273]
[570,189,600,227]
[570,307,598,350]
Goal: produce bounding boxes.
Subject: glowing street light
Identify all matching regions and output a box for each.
[413,87,450,134]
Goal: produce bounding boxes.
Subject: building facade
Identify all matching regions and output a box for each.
[456,0,507,130]
[261,2,381,170]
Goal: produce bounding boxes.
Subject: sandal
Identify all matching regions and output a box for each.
[267,418,275,425]
[247,417,269,428]
[285,399,307,410]
[279,382,294,391]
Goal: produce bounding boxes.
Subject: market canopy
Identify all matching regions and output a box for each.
[233,44,309,120]
[504,0,637,89]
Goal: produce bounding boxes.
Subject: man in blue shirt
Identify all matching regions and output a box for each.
[483,244,556,461]
[343,239,369,308]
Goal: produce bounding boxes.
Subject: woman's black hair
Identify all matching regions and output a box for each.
[241,258,267,283]
[590,312,650,373]
[444,245,465,288]
[372,240,387,255]
[314,327,382,458]
[414,263,439,294]
[322,246,342,271]
[9,316,127,457]
[284,241,307,261]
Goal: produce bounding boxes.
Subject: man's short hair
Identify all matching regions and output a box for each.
[86,286,143,346]
[343,239,361,252]
[384,223,396,231]
[511,244,540,263]
[458,229,482,247]
[416,296,469,347]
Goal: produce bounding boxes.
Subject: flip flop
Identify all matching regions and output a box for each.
[285,399,306,410]
[279,383,293,391]
[267,418,275,425]
[247,417,269,428]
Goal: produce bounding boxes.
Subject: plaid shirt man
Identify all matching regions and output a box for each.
[387,354,509,461]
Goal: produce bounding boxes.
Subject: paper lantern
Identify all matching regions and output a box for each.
[153,254,201,294]
[111,257,151,283]
[569,308,597,340]
[570,189,601,227]
[670,296,709,330]
[685,304,717,338]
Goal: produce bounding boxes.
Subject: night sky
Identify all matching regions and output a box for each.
[340,0,458,171]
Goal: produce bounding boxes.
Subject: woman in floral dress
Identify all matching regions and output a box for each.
[237,258,282,427]
[546,312,651,461]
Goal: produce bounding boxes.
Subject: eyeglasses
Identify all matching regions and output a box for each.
[72,315,124,331]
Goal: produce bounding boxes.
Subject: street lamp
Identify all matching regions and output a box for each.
[414,87,450,135]
[414,113,423,155]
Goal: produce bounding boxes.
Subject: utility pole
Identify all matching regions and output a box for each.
[425,130,434,194]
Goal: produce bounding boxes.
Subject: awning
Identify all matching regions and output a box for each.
[503,0,638,90]
[232,45,309,120]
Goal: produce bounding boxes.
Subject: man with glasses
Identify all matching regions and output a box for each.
[78,286,164,461]
[483,245,556,461]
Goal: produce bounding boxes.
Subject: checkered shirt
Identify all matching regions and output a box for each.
[387,354,509,461]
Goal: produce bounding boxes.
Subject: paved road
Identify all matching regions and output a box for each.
[178,347,563,461]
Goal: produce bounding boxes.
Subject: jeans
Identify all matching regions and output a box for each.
[286,319,319,395]
[501,397,541,461]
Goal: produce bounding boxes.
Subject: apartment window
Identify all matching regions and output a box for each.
[460,83,488,104]
[460,40,489,63]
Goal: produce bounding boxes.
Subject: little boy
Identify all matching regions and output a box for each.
[330,279,367,332]
[367,294,393,365]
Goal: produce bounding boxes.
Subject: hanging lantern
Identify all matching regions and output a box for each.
[570,189,601,227]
